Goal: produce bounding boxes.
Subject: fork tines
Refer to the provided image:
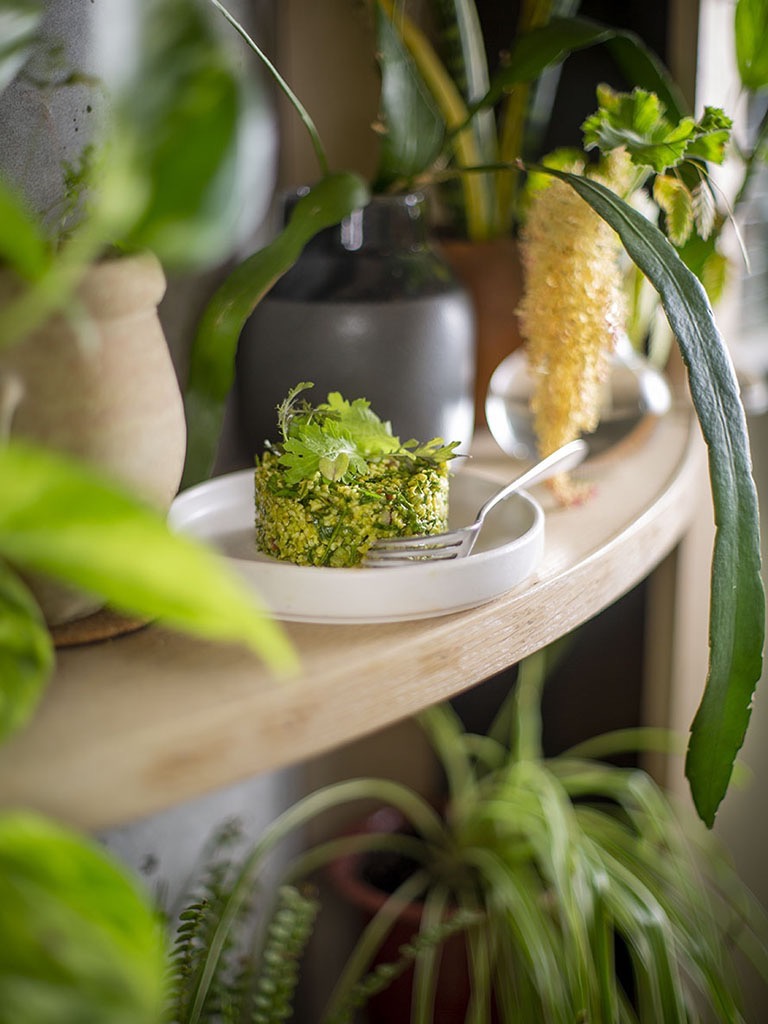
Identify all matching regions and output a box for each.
[363,532,465,566]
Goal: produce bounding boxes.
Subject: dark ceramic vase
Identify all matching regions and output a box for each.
[234,191,476,456]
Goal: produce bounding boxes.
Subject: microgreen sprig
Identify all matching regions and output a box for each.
[273,383,459,485]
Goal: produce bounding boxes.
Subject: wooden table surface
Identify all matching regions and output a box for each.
[0,412,705,829]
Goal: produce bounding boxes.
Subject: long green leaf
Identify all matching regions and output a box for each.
[113,0,247,270]
[0,0,41,95]
[0,179,50,281]
[0,441,296,672]
[481,17,685,120]
[735,0,768,91]
[374,3,446,188]
[0,561,52,743]
[182,171,370,488]
[542,167,764,826]
[0,812,167,1024]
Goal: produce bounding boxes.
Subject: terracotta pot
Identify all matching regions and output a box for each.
[0,252,186,625]
[440,238,524,430]
[328,807,495,1024]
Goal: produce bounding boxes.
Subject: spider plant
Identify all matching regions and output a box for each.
[153,647,768,1023]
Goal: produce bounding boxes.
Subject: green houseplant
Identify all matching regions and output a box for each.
[151,647,768,1023]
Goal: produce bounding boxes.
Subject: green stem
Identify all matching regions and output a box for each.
[511,651,547,762]
[206,0,330,177]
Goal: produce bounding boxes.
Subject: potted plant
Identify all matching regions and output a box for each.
[128,647,767,1023]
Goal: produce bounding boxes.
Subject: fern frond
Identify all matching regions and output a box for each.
[167,819,254,1024]
[250,885,320,1024]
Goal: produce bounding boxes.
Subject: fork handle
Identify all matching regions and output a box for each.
[474,439,588,525]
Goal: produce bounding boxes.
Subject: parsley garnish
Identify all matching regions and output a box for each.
[273,382,459,484]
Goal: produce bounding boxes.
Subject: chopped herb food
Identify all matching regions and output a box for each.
[253,383,457,567]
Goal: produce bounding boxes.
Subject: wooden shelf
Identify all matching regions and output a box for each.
[0,411,705,830]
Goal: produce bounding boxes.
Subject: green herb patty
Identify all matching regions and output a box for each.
[253,383,457,567]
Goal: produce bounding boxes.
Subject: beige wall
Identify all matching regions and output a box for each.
[275,0,381,188]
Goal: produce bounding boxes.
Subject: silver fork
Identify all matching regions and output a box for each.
[363,439,588,566]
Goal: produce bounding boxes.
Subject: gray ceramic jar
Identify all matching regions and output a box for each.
[234,191,476,456]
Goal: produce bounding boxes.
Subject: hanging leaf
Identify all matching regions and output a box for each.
[182,171,370,488]
[0,812,167,1024]
[538,166,764,826]
[653,174,694,246]
[0,0,41,95]
[0,562,52,744]
[735,0,768,91]
[691,181,717,241]
[0,441,297,672]
[373,3,446,188]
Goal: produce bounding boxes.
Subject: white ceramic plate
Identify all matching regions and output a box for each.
[169,469,545,623]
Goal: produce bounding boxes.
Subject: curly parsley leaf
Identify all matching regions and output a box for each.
[582,86,732,173]
[278,421,367,485]
[317,392,402,459]
[272,384,458,484]
[402,437,462,463]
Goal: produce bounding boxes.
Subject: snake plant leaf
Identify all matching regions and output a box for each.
[0,441,296,672]
[373,3,445,189]
[0,562,52,744]
[735,0,768,91]
[542,167,764,826]
[0,812,167,1024]
[0,0,41,95]
[182,171,369,488]
[112,0,249,270]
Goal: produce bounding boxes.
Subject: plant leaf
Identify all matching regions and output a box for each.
[653,174,694,246]
[0,562,52,744]
[603,31,687,122]
[481,17,684,115]
[735,0,768,91]
[539,167,764,826]
[0,812,167,1024]
[112,0,252,270]
[182,171,370,488]
[691,180,717,241]
[582,87,696,172]
[0,441,296,672]
[373,3,446,188]
[0,178,50,282]
[0,0,41,95]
